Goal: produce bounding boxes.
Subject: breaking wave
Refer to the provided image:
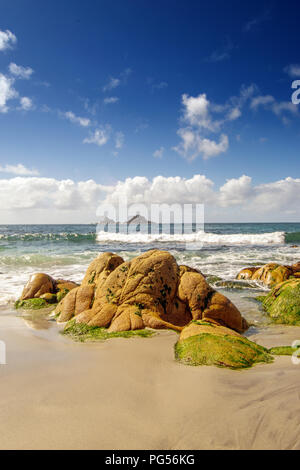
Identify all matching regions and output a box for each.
[96,230,286,246]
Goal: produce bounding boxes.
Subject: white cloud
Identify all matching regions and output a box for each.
[83,126,110,146]
[103,174,216,207]
[174,86,256,161]
[115,131,124,149]
[104,96,119,104]
[0,73,18,112]
[9,63,33,79]
[284,64,300,78]
[0,174,300,222]
[227,107,242,121]
[219,175,252,206]
[63,111,90,127]
[19,96,34,111]
[181,93,215,131]
[103,77,120,92]
[250,95,275,109]
[102,69,132,92]
[0,29,17,51]
[153,147,164,159]
[0,177,107,212]
[250,94,298,122]
[0,164,39,176]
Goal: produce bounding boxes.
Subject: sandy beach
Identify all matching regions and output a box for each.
[1,308,300,450]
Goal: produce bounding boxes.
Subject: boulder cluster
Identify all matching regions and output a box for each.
[15,250,300,369]
[53,250,248,333]
[16,273,78,308]
[237,261,300,326]
[237,262,300,288]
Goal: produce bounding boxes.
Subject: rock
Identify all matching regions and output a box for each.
[57,249,248,334]
[252,263,292,287]
[237,267,259,280]
[174,320,273,369]
[205,275,223,285]
[20,273,56,300]
[261,278,300,325]
[40,293,57,304]
[55,252,124,323]
[236,262,297,287]
[15,298,49,309]
[18,273,79,307]
[177,269,247,332]
[215,280,256,289]
[292,262,300,273]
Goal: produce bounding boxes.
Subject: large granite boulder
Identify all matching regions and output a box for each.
[17,273,79,308]
[237,262,300,288]
[55,250,248,334]
[174,320,273,369]
[21,273,56,300]
[260,278,300,325]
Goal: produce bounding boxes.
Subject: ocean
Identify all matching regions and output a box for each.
[1,223,300,326]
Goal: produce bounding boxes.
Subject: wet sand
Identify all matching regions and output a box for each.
[0,310,300,450]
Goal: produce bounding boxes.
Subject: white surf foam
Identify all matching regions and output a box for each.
[96,230,286,246]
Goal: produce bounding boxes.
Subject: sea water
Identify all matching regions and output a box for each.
[0,223,299,326]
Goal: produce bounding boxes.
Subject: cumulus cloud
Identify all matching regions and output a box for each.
[0,174,300,222]
[219,175,253,206]
[174,129,229,161]
[83,126,110,146]
[103,96,119,104]
[9,62,33,79]
[0,29,17,51]
[0,164,39,176]
[0,177,107,212]
[284,64,300,78]
[102,174,216,207]
[0,73,18,112]
[153,147,164,158]
[62,111,90,127]
[174,86,256,161]
[19,96,34,111]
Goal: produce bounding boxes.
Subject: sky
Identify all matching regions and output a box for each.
[0,0,300,223]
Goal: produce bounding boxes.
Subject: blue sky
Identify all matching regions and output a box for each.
[0,0,300,223]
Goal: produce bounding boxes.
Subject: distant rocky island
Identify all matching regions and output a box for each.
[98,214,153,225]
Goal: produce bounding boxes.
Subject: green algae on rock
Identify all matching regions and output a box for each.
[62,318,156,342]
[15,298,50,309]
[215,280,257,290]
[175,321,273,369]
[261,279,300,325]
[237,262,300,288]
[40,293,58,303]
[269,345,300,356]
[205,275,223,285]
